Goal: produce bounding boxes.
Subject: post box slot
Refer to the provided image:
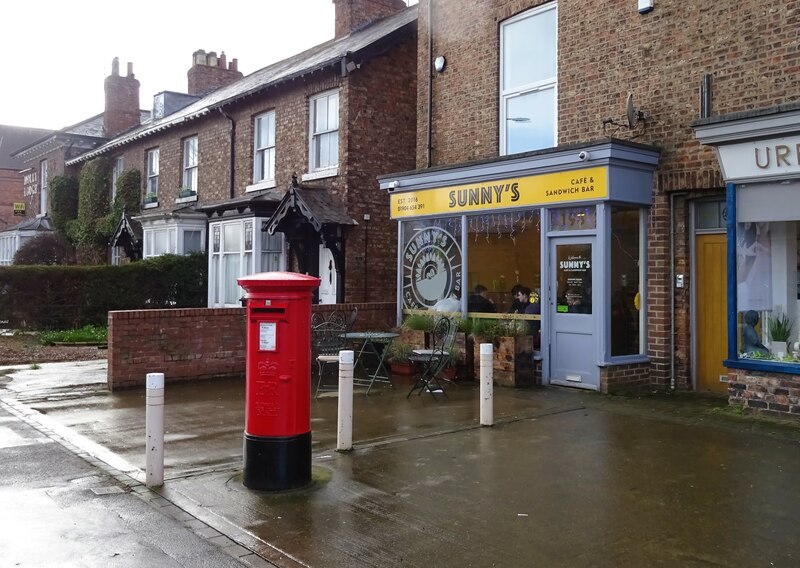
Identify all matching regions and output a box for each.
[251,308,286,314]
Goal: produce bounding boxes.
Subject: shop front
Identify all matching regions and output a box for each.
[695,105,800,416]
[380,140,659,392]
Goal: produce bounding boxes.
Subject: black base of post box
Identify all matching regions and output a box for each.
[243,431,312,491]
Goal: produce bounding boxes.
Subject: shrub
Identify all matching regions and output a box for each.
[40,325,107,345]
[49,175,79,238]
[74,157,111,264]
[13,233,75,265]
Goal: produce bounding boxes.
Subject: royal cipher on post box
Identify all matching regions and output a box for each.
[237,272,321,491]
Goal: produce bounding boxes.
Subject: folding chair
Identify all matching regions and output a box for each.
[312,321,349,397]
[407,316,457,399]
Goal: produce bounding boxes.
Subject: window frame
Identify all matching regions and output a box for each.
[182,136,198,193]
[39,159,48,216]
[146,148,160,200]
[111,157,124,201]
[308,89,340,175]
[252,111,276,188]
[499,3,559,156]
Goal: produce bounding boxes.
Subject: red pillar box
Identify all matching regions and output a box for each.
[237,272,320,491]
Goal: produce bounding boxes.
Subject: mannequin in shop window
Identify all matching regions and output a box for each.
[742,310,769,356]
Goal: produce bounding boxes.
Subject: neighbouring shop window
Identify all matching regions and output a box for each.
[467,210,541,314]
[182,136,198,193]
[611,206,642,356]
[736,219,799,362]
[400,217,463,310]
[253,111,276,184]
[309,89,339,172]
[500,3,557,155]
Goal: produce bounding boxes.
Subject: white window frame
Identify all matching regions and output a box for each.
[182,137,198,193]
[307,89,339,176]
[142,218,206,260]
[111,157,124,201]
[146,148,160,201]
[39,159,48,216]
[251,111,276,190]
[499,3,558,156]
[207,218,286,307]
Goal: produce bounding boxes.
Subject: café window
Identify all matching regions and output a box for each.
[735,183,800,364]
[400,217,463,311]
[466,211,541,314]
[610,206,643,356]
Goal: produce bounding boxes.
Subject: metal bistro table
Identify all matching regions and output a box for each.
[341,331,399,394]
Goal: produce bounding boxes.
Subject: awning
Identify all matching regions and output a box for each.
[263,176,357,236]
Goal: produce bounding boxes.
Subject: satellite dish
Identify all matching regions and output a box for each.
[626,93,636,128]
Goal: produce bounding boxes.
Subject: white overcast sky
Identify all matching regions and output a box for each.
[0,0,414,130]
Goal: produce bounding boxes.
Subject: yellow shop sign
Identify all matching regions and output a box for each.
[13,202,25,216]
[391,167,608,218]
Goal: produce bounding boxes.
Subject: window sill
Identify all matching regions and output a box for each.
[724,358,800,375]
[246,180,277,192]
[176,195,198,204]
[143,201,159,209]
[301,167,338,182]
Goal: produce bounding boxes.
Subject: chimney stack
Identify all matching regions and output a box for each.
[333,0,406,39]
[104,57,141,138]
[187,49,244,96]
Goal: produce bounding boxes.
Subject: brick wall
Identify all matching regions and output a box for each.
[107,302,396,389]
[0,168,23,228]
[728,369,800,417]
[334,0,407,39]
[600,362,652,394]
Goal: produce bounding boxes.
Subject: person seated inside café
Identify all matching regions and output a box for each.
[508,284,527,313]
[468,284,496,313]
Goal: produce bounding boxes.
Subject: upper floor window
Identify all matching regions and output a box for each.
[39,159,48,215]
[500,4,558,155]
[111,157,124,200]
[309,90,339,172]
[253,111,276,184]
[182,137,198,193]
[146,148,160,199]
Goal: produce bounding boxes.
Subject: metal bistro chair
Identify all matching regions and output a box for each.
[312,320,349,398]
[407,316,457,399]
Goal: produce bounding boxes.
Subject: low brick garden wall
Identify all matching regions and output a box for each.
[108,302,396,390]
[728,368,800,416]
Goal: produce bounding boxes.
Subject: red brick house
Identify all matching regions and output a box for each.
[379,0,800,409]
[69,0,418,306]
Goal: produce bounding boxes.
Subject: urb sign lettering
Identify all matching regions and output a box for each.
[402,226,462,309]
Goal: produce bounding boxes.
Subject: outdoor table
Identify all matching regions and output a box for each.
[341,331,399,394]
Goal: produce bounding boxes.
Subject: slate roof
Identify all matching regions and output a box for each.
[67,5,417,165]
[264,183,357,236]
[0,125,55,169]
[0,215,54,234]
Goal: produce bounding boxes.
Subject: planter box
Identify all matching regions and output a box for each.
[389,360,415,375]
[473,335,536,387]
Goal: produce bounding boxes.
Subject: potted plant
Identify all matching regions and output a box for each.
[387,340,415,375]
[144,192,158,204]
[178,187,196,198]
[768,312,793,358]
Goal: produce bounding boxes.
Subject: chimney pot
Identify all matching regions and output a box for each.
[219,52,227,68]
[111,57,119,76]
[230,58,238,72]
[127,62,134,77]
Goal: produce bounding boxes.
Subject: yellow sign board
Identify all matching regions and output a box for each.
[13,203,25,216]
[391,166,608,219]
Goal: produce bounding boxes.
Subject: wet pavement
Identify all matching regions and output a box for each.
[2,360,800,567]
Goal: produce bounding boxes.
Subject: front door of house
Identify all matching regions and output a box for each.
[318,245,337,304]
[548,237,599,390]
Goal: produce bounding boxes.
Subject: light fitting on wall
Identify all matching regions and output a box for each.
[434,55,446,73]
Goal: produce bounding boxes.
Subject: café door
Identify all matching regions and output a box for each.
[548,237,599,390]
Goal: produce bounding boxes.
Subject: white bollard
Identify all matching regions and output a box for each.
[145,372,165,487]
[337,350,355,452]
[480,343,494,426]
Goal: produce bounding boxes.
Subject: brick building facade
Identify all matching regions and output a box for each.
[68,0,417,306]
[379,0,800,401]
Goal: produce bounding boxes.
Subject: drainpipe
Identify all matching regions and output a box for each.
[426,0,433,168]
[669,191,676,390]
[218,108,236,198]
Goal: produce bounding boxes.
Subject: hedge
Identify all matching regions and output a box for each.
[0,253,208,330]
